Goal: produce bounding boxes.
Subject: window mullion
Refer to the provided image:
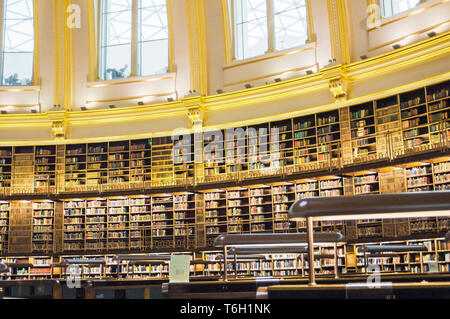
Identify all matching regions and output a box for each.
[131,0,138,77]
[266,0,275,53]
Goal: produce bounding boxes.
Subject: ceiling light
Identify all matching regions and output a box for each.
[245,84,252,89]
[392,44,401,50]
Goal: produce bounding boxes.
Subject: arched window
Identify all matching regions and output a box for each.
[99,0,169,81]
[380,0,425,18]
[1,0,35,86]
[230,0,309,61]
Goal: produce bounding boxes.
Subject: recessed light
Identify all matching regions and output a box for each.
[392,44,401,50]
[216,89,224,94]
[306,70,313,75]
[245,84,252,89]
[274,78,282,82]
[360,55,368,60]
[427,31,436,38]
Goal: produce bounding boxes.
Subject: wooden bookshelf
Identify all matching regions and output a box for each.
[32,200,55,253]
[270,119,294,169]
[0,201,9,253]
[151,194,174,248]
[107,197,130,250]
[151,137,174,186]
[350,102,377,159]
[400,88,429,151]
[203,129,226,180]
[293,114,317,165]
[271,183,296,232]
[86,142,108,189]
[375,95,403,157]
[316,110,341,163]
[129,196,152,251]
[204,190,227,239]
[226,188,250,234]
[0,147,12,191]
[63,199,85,252]
[85,198,107,251]
[427,80,450,145]
[65,144,86,192]
[248,185,273,233]
[34,146,56,193]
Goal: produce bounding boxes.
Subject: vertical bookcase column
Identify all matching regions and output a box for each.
[53,201,64,253]
[187,103,206,185]
[339,107,352,165]
[194,192,206,249]
[55,145,66,193]
[8,201,33,254]
[379,167,407,238]
[12,147,35,193]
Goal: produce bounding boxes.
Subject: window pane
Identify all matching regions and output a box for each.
[139,39,168,76]
[274,0,308,51]
[380,0,422,18]
[105,44,132,80]
[100,0,132,80]
[2,0,34,86]
[233,0,268,60]
[138,0,169,76]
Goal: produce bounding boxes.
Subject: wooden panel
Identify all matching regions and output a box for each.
[8,201,32,254]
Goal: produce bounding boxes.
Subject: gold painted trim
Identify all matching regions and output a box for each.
[131,0,138,77]
[196,0,208,96]
[64,0,74,110]
[223,64,317,87]
[327,0,338,60]
[368,19,450,52]
[368,0,449,31]
[221,0,232,63]
[1,72,449,146]
[86,74,176,88]
[0,87,40,92]
[32,0,40,86]
[305,0,314,43]
[166,0,175,73]
[223,44,316,70]
[0,104,39,108]
[186,0,195,92]
[337,0,350,64]
[54,0,60,106]
[87,0,97,82]
[86,92,176,104]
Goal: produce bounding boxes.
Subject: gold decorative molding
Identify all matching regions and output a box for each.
[183,96,206,127]
[326,0,351,64]
[52,121,67,139]
[322,64,350,101]
[186,0,209,96]
[329,77,349,101]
